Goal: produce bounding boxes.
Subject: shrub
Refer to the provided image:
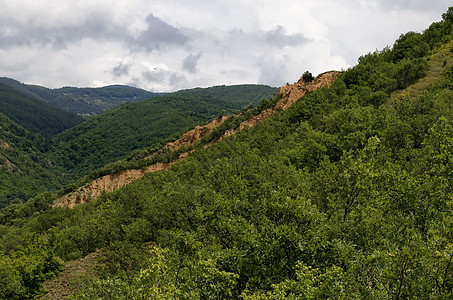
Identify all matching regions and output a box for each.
[302,71,314,82]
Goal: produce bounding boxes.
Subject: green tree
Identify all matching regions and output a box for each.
[302,71,314,82]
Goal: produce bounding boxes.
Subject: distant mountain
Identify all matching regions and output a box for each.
[2,7,453,300]
[172,84,280,111]
[0,83,84,137]
[49,85,163,117]
[0,80,277,207]
[0,77,162,117]
[50,84,278,176]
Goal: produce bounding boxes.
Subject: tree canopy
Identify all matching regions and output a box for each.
[1,6,453,299]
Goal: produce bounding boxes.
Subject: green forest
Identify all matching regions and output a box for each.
[0,84,276,209]
[1,7,453,299]
[0,83,84,137]
[0,78,161,117]
[50,84,278,178]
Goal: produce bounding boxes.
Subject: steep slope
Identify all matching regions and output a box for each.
[3,7,453,300]
[0,83,83,137]
[0,113,65,208]
[222,71,341,137]
[50,84,277,177]
[53,72,339,208]
[0,83,82,207]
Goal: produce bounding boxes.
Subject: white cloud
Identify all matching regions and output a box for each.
[0,0,451,91]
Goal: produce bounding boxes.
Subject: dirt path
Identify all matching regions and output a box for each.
[41,252,99,299]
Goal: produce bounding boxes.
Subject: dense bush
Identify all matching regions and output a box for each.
[1,6,453,299]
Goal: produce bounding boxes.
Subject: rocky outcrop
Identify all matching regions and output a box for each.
[0,139,10,149]
[165,116,229,151]
[53,162,174,208]
[54,71,341,208]
[220,71,341,137]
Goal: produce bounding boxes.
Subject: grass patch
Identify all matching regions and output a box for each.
[391,40,453,100]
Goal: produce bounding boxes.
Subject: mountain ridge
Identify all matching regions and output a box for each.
[0,77,161,117]
[2,7,453,299]
[53,71,340,208]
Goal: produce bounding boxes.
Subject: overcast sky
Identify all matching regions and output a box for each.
[0,1,451,92]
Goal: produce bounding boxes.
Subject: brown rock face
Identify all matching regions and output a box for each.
[166,116,229,151]
[222,71,341,136]
[53,162,174,208]
[54,71,341,208]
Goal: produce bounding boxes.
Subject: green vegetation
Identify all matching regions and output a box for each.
[0,83,83,137]
[0,78,160,117]
[0,85,82,209]
[0,82,276,208]
[0,113,67,208]
[49,85,162,117]
[1,7,453,299]
[302,71,314,82]
[49,84,278,178]
[0,85,81,208]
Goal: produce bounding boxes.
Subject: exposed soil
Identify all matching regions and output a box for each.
[0,139,10,149]
[54,71,340,208]
[1,158,16,172]
[165,115,229,151]
[218,71,341,139]
[54,162,175,208]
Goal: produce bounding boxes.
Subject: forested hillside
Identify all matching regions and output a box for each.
[0,113,66,209]
[1,7,453,300]
[0,84,83,208]
[0,77,160,117]
[0,82,275,210]
[50,84,277,177]
[48,85,161,117]
[0,83,83,137]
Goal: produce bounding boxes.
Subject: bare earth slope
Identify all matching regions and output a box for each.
[53,71,340,208]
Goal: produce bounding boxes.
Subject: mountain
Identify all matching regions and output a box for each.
[50,84,278,177]
[53,72,340,208]
[0,113,66,208]
[0,83,83,208]
[0,77,161,117]
[1,7,453,300]
[48,85,162,117]
[0,81,276,209]
[0,82,276,208]
[0,82,84,137]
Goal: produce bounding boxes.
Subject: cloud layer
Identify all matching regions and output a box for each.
[0,0,451,91]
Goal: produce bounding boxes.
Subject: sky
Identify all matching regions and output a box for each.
[0,1,451,92]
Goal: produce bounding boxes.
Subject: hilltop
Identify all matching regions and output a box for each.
[1,6,453,300]
[0,77,161,117]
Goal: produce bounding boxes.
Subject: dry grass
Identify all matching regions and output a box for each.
[41,252,99,300]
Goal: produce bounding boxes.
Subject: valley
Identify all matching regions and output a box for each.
[1,7,453,299]
[54,71,340,209]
